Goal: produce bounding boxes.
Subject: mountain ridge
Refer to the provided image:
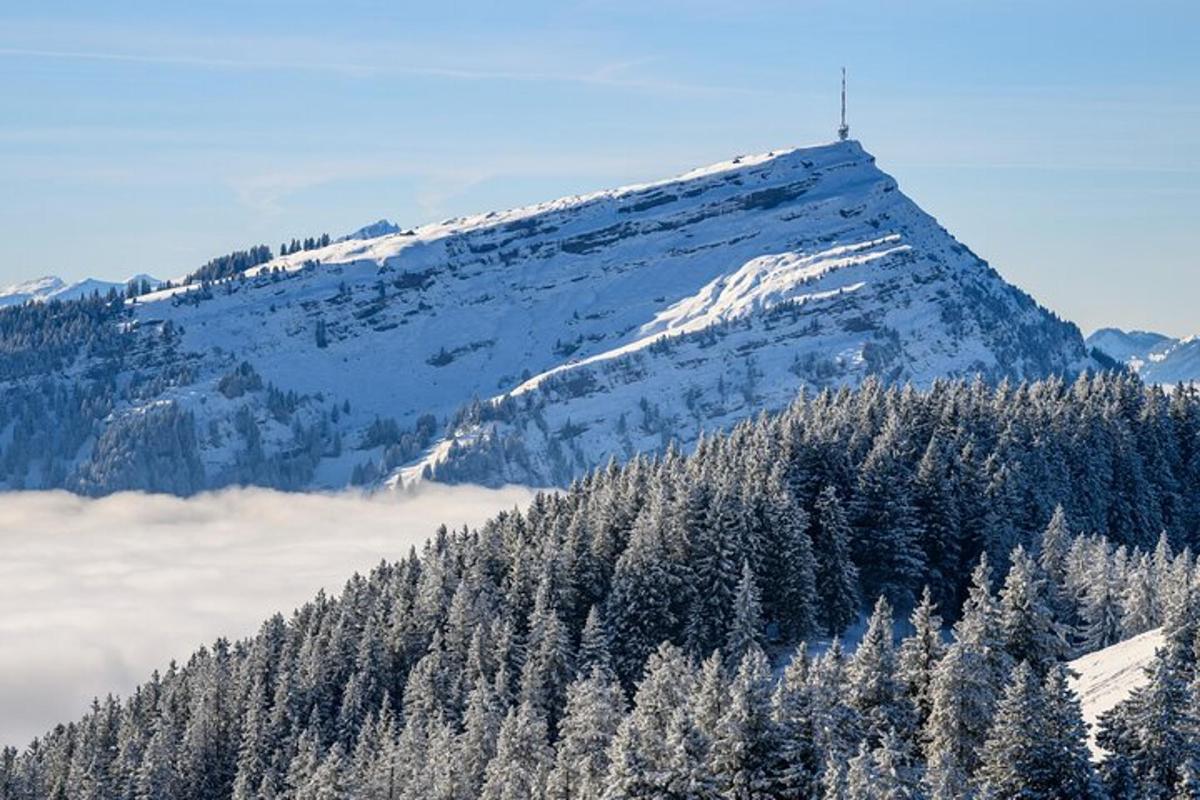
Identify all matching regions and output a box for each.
[0,140,1101,495]
[0,273,162,308]
[1087,327,1200,385]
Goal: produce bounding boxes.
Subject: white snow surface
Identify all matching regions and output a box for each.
[1068,627,1163,757]
[0,140,1097,491]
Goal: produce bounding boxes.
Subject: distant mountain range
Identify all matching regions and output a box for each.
[1087,328,1200,385]
[0,274,161,308]
[0,140,1101,495]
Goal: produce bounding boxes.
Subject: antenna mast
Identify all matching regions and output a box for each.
[838,67,850,141]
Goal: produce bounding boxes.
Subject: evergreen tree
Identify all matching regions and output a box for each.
[660,704,719,800]
[457,680,503,799]
[821,750,849,800]
[135,709,183,800]
[1122,554,1159,638]
[1173,759,1200,800]
[771,646,822,799]
[811,639,862,766]
[608,507,684,687]
[1038,505,1083,648]
[975,661,1049,799]
[546,667,625,800]
[998,545,1066,675]
[684,488,744,657]
[871,728,921,800]
[845,742,876,799]
[923,557,1006,793]
[690,651,726,746]
[1081,550,1126,653]
[519,585,576,729]
[480,702,553,800]
[812,486,861,636]
[726,560,765,662]
[576,606,614,678]
[297,744,348,800]
[897,586,945,733]
[284,727,322,800]
[1040,666,1104,799]
[851,415,927,609]
[848,596,911,745]
[758,478,818,640]
[349,705,400,800]
[913,430,963,614]
[708,647,778,799]
[604,644,697,800]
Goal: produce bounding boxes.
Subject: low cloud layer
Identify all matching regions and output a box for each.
[0,485,538,747]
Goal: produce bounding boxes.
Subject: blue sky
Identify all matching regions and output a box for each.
[2,1,1197,336]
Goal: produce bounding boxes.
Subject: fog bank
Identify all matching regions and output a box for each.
[0,484,538,746]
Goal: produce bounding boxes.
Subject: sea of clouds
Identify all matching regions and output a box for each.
[0,484,538,747]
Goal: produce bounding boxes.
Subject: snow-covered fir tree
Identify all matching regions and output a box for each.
[8,376,1200,799]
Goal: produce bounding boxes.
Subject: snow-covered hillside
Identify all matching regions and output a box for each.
[1088,328,1200,385]
[0,273,161,307]
[0,140,1099,494]
[1069,627,1161,756]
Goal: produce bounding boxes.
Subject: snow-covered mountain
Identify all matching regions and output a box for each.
[0,273,161,307]
[0,140,1099,495]
[1088,328,1200,385]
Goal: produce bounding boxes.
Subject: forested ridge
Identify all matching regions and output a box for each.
[5,373,1200,798]
[0,285,344,495]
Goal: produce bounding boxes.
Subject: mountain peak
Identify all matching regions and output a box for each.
[341,219,403,242]
[0,275,66,300]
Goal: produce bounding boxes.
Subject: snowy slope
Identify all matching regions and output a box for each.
[1069,628,1162,756]
[1088,328,1200,385]
[0,273,161,307]
[0,140,1099,494]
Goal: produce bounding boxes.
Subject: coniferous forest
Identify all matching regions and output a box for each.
[6,373,1200,799]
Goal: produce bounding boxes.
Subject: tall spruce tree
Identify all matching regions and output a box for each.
[851,414,927,609]
[771,647,822,799]
[812,486,861,636]
[923,557,1007,795]
[726,561,765,662]
[897,586,945,735]
[546,668,625,800]
[604,644,697,800]
[975,661,1050,799]
[848,597,911,745]
[480,702,553,800]
[998,545,1067,675]
[1039,666,1104,799]
[708,647,778,799]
